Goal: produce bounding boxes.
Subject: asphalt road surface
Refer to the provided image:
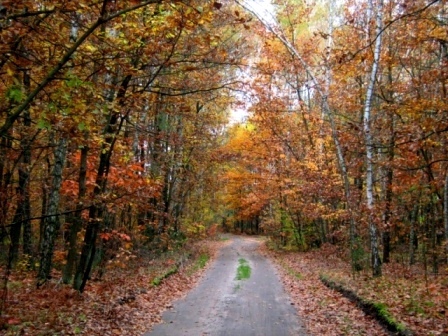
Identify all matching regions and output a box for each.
[144,235,306,336]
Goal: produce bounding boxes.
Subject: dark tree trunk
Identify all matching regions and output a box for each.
[74,75,131,292]
[63,143,88,284]
[37,138,67,285]
[10,70,33,265]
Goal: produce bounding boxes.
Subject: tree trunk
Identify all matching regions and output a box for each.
[409,204,419,265]
[63,142,88,284]
[9,70,33,266]
[37,137,67,285]
[363,0,384,277]
[73,75,131,292]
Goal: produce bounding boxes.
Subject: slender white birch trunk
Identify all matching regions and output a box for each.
[364,0,384,277]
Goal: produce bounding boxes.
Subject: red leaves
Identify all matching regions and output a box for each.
[6,318,21,325]
[99,230,131,242]
[267,246,389,336]
[3,240,220,335]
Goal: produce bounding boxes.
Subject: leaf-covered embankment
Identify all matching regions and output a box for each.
[1,239,224,336]
[264,243,448,336]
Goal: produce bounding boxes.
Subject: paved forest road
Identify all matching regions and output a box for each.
[144,235,306,336]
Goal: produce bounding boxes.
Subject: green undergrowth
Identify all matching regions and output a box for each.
[236,258,251,280]
[186,253,209,276]
[319,275,412,336]
[151,266,179,286]
[151,251,210,286]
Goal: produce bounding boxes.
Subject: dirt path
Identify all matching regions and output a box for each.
[143,235,306,336]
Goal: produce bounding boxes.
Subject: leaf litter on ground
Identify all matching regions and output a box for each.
[0,239,224,336]
[262,242,448,336]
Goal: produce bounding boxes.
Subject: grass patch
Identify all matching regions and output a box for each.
[281,262,303,280]
[236,258,251,280]
[151,266,178,286]
[186,253,210,276]
[196,253,209,269]
[373,302,407,333]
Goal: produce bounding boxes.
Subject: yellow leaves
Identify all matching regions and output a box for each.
[165,32,176,39]
[83,44,97,53]
[305,161,318,172]
[6,67,14,77]
[428,26,447,41]
[185,222,206,238]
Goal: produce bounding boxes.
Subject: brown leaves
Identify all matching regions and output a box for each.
[2,240,221,335]
[213,2,223,10]
[266,243,448,336]
[267,246,389,336]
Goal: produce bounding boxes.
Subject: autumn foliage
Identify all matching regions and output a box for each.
[0,0,247,308]
[1,0,448,334]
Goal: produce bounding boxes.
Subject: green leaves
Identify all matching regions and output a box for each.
[77,121,87,131]
[65,75,84,88]
[37,118,51,130]
[6,86,23,103]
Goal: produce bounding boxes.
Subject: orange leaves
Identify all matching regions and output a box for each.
[99,230,131,242]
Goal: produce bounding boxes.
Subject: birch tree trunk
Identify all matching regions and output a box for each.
[363,0,384,277]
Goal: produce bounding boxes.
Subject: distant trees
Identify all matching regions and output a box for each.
[223,0,448,276]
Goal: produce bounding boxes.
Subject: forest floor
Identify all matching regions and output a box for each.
[266,242,448,336]
[0,239,223,336]
[1,235,447,335]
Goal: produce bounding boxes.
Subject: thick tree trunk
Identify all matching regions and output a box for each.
[37,138,67,285]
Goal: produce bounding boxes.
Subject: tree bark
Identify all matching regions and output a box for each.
[62,142,88,284]
[363,0,384,277]
[73,75,131,292]
[37,137,67,285]
[9,70,33,266]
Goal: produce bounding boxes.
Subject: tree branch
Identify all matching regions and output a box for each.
[0,0,163,138]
